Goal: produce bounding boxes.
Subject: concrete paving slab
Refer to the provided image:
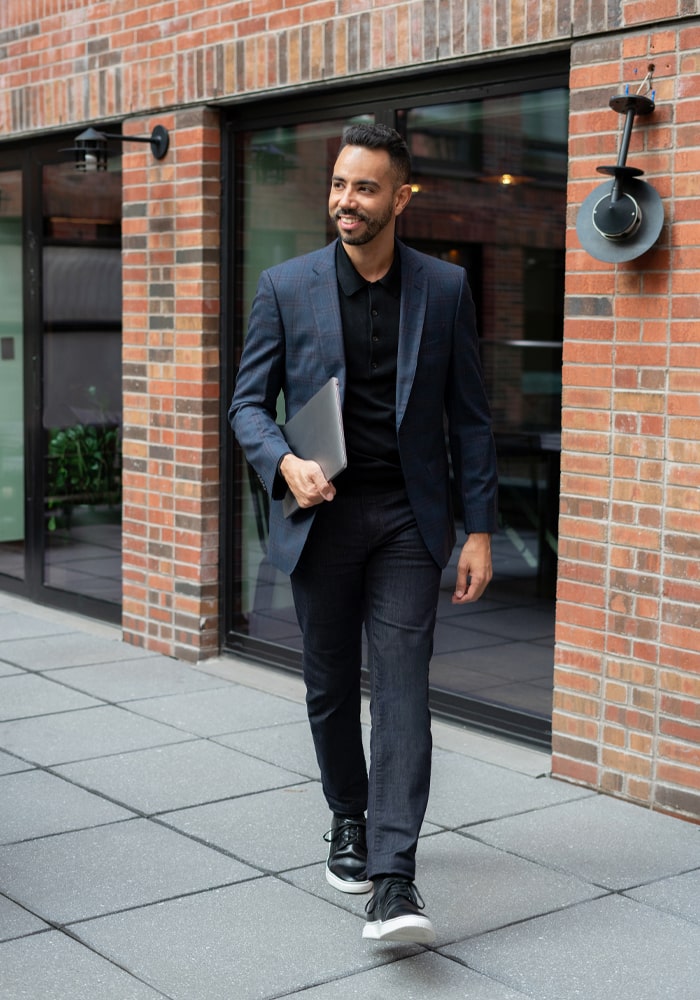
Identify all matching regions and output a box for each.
[55,738,304,814]
[195,655,552,777]
[214,655,552,780]
[0,661,23,676]
[285,831,604,946]
[0,818,259,924]
[197,653,308,705]
[419,830,605,945]
[426,751,593,828]
[160,780,329,871]
[0,750,33,775]
[0,612,74,641]
[470,793,700,889]
[46,656,232,703]
[0,672,102,721]
[215,719,322,778]
[294,950,532,999]
[0,595,120,635]
[125,682,308,736]
[281,861,370,920]
[445,893,700,1000]
[0,931,164,999]
[0,704,192,766]
[0,769,135,844]
[430,723,550,777]
[625,868,700,925]
[0,895,49,942]
[0,632,158,671]
[71,878,386,1000]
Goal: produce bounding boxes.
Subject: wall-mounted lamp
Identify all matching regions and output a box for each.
[64,125,170,171]
[576,71,663,263]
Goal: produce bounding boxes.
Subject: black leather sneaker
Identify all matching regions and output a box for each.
[362,877,435,943]
[324,815,373,894]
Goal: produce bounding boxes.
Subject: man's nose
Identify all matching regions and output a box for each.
[337,189,357,210]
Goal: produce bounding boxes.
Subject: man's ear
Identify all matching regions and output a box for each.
[394,183,413,217]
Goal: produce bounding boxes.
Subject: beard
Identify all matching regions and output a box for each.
[332,205,394,245]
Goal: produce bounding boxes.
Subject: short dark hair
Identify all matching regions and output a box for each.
[338,123,412,186]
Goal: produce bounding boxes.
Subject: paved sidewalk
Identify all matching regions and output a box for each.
[1,593,698,1000]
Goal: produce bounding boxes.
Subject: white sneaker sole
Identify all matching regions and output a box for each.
[325,866,373,894]
[362,914,436,944]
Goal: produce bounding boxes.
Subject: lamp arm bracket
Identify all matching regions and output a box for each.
[103,125,170,160]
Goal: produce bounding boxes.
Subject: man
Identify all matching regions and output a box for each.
[229,123,498,944]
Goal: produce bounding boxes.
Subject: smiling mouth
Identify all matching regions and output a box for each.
[335,211,366,223]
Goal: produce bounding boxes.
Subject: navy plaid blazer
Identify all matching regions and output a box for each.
[229,239,498,575]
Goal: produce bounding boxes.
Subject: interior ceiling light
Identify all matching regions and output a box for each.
[482,173,529,186]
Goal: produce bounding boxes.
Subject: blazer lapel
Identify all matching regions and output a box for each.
[396,243,427,427]
[309,242,346,398]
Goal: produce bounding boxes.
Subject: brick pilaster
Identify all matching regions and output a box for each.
[121,107,221,662]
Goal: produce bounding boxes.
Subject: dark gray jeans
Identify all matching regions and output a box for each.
[291,489,441,880]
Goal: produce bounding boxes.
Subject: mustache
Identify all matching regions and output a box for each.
[334,209,369,222]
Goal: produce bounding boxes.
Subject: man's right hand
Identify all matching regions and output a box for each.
[279,454,336,508]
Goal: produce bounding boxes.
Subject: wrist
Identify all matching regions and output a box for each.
[279,452,295,481]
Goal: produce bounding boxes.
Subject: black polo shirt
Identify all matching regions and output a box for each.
[334,241,405,493]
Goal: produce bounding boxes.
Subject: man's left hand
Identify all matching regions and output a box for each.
[452,533,493,604]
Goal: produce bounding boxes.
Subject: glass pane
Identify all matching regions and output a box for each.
[42,163,123,603]
[234,116,371,647]
[403,88,568,720]
[0,170,25,579]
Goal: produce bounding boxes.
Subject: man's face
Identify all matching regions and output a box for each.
[328,144,409,246]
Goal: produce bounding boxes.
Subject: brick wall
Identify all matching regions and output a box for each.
[556,21,700,820]
[0,1,699,815]
[120,106,222,661]
[2,2,692,131]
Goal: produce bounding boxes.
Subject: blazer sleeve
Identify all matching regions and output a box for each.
[446,269,499,535]
[228,269,291,498]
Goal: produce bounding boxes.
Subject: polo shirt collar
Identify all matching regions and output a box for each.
[336,240,402,298]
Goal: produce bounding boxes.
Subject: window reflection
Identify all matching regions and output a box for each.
[42,163,123,603]
[0,170,25,579]
[235,118,369,641]
[402,89,568,720]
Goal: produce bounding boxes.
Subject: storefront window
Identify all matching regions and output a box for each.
[228,84,568,741]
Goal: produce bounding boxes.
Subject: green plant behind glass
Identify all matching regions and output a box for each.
[46,423,121,531]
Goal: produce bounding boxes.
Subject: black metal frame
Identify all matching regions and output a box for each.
[219,50,569,746]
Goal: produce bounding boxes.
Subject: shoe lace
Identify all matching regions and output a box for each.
[365,878,425,916]
[323,818,365,847]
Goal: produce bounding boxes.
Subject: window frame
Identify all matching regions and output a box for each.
[219,52,570,744]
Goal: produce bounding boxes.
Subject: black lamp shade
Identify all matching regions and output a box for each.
[68,128,110,171]
[576,177,664,263]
